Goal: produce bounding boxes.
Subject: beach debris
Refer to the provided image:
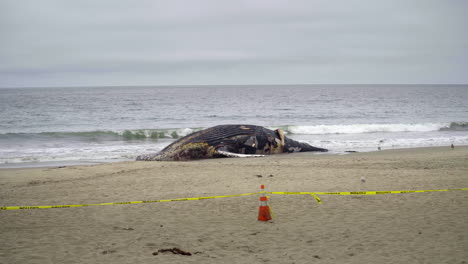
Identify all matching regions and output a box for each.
[28,180,44,186]
[360,176,366,183]
[153,248,192,256]
[113,226,134,231]
[268,174,274,177]
[101,249,116,254]
[313,255,321,259]
[255,174,263,178]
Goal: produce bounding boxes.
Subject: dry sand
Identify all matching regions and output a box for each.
[1,146,467,264]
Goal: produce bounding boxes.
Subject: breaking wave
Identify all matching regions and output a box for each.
[439,122,468,131]
[284,122,468,135]
[0,122,465,141]
[0,128,200,141]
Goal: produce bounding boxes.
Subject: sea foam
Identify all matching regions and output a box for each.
[285,123,457,135]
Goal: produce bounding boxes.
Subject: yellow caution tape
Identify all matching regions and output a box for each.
[269,188,468,205]
[310,193,322,204]
[315,188,468,195]
[269,188,468,196]
[0,192,259,211]
[1,188,467,211]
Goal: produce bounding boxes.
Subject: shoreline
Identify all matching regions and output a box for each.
[1,145,467,263]
[1,144,466,169]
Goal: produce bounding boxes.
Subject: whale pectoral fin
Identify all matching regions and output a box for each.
[216,150,265,158]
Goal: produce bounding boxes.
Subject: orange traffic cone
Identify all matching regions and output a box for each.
[258,184,272,221]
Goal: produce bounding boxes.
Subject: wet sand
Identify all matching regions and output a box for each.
[1,146,467,264]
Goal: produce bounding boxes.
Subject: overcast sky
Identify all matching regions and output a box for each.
[1,0,467,87]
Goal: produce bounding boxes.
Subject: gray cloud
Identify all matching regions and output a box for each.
[1,0,467,87]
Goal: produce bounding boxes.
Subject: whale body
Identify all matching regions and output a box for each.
[136,125,327,161]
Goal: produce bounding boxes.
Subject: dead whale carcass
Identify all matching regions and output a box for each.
[136,125,327,161]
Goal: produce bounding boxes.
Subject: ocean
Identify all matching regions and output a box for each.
[0,85,467,167]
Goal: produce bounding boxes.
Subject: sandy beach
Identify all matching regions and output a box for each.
[1,146,467,264]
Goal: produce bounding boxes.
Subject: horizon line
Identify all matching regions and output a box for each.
[1,83,467,89]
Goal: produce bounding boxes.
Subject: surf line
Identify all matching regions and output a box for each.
[1,188,467,211]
